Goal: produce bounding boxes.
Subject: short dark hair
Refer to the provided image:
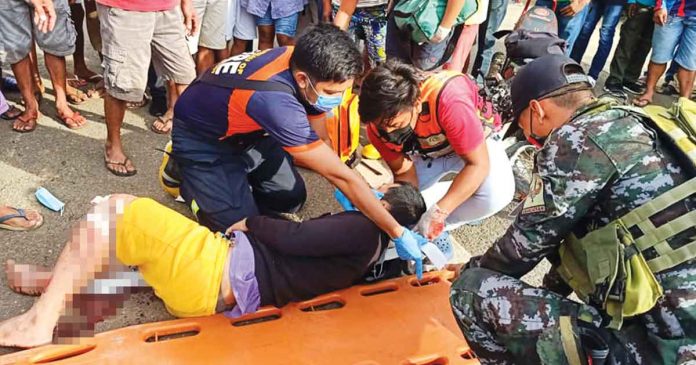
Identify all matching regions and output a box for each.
[545,85,594,109]
[358,59,423,126]
[290,23,363,83]
[382,182,427,226]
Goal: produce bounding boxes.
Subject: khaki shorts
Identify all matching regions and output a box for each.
[97,4,196,102]
[0,0,76,64]
[187,0,227,52]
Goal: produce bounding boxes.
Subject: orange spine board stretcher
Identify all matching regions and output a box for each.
[3,271,479,365]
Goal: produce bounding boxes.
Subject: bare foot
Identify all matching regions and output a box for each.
[0,308,54,348]
[5,260,52,296]
[633,90,654,107]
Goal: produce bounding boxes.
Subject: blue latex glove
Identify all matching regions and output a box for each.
[393,228,428,279]
[333,189,384,212]
[334,189,357,211]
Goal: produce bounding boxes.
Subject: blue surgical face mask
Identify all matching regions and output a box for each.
[35,187,65,214]
[306,77,343,112]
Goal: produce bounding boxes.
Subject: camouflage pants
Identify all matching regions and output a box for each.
[449,268,696,365]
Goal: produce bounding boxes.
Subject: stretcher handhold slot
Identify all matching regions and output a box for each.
[230,308,282,327]
[459,349,477,360]
[144,323,200,343]
[359,281,399,296]
[298,294,346,312]
[403,355,449,365]
[28,344,96,364]
[409,276,441,287]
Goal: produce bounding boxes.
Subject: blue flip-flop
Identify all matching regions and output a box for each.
[1,105,22,120]
[0,207,44,231]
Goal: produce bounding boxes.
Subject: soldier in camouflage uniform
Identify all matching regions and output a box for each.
[449,54,696,364]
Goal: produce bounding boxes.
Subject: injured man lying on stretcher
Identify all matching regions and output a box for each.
[0,183,426,348]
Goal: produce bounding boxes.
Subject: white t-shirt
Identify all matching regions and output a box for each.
[465,0,490,25]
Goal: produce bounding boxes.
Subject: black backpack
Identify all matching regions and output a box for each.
[504,29,566,64]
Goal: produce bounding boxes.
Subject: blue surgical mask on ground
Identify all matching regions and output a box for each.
[307,78,343,112]
[35,187,65,214]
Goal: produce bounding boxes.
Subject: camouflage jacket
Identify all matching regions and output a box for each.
[478,99,696,347]
[479,98,693,275]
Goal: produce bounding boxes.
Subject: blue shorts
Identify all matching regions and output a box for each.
[254,5,299,37]
[651,15,696,71]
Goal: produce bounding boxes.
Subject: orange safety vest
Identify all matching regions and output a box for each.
[369,71,499,158]
[196,47,298,139]
[325,87,361,165]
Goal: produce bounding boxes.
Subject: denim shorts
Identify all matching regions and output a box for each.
[254,5,300,37]
[651,15,696,71]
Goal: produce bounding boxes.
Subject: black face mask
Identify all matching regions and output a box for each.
[380,124,414,145]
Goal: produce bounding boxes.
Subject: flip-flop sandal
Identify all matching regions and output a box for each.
[0,208,44,231]
[151,116,173,134]
[67,76,88,88]
[126,95,150,109]
[58,111,86,129]
[1,105,22,120]
[66,89,89,105]
[87,85,106,99]
[12,114,39,133]
[632,98,651,107]
[85,75,104,84]
[104,157,137,177]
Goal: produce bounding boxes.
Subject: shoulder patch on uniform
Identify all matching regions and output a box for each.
[522,173,546,215]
